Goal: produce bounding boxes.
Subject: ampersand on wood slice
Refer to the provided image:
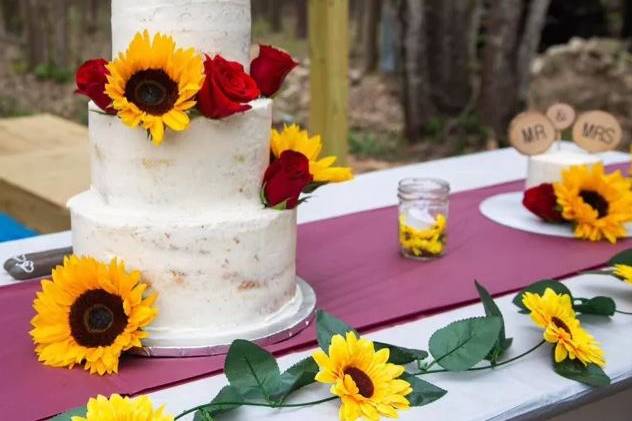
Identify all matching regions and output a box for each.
[546,103,576,131]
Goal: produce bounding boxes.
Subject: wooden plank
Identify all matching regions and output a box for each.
[0,178,71,233]
[0,146,90,209]
[0,114,89,233]
[0,114,87,155]
[308,0,349,164]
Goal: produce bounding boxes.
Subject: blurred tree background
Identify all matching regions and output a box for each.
[1,0,631,170]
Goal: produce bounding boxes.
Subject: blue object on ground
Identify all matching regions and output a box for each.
[0,213,38,242]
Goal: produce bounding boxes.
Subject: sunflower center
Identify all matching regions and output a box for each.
[344,366,374,398]
[84,304,114,332]
[579,190,609,218]
[69,289,128,347]
[551,316,572,337]
[124,69,178,115]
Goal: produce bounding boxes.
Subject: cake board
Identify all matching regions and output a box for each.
[132,277,317,357]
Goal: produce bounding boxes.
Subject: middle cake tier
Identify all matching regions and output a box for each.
[69,189,298,347]
[89,98,272,210]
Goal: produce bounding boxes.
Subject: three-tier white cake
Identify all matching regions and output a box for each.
[68,0,306,349]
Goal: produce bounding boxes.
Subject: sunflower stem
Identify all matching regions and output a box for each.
[410,340,546,375]
[173,396,338,419]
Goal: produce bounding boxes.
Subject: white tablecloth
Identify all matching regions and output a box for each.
[2,143,632,420]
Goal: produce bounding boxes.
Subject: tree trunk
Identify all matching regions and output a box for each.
[516,0,551,104]
[395,0,550,144]
[270,0,283,32]
[87,0,99,33]
[622,0,632,38]
[426,0,482,113]
[399,0,436,142]
[362,0,381,73]
[53,0,70,68]
[295,0,308,38]
[478,0,523,139]
[21,0,48,69]
[379,0,399,73]
[0,0,6,37]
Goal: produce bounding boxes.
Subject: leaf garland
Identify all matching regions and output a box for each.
[54,243,632,420]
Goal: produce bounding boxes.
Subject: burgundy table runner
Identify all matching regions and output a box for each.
[2,167,631,420]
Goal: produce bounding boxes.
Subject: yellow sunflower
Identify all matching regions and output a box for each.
[554,164,632,243]
[522,288,605,367]
[271,124,353,183]
[105,30,204,145]
[72,394,173,421]
[399,213,446,257]
[30,256,158,375]
[312,332,412,421]
[613,264,632,285]
[522,288,575,329]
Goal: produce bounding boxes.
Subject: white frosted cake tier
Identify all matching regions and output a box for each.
[526,150,603,189]
[69,190,298,347]
[88,99,272,210]
[111,0,252,67]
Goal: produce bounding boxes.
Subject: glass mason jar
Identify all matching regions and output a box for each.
[398,178,450,260]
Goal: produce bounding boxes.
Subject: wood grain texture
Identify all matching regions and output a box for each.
[0,114,89,233]
[308,0,349,164]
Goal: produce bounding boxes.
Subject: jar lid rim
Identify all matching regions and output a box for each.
[398,177,450,194]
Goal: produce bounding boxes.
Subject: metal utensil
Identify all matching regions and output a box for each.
[3,247,72,281]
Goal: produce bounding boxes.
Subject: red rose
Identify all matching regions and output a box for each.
[250,45,298,97]
[75,59,115,114]
[263,150,313,209]
[197,54,260,119]
[523,183,564,223]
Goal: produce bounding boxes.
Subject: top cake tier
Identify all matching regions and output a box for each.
[111,0,252,67]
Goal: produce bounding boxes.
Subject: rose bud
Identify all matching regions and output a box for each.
[75,59,115,114]
[198,54,260,119]
[263,150,313,209]
[250,45,298,97]
[523,183,565,223]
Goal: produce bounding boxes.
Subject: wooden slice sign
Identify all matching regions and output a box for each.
[572,111,622,153]
[546,103,576,131]
[508,112,556,155]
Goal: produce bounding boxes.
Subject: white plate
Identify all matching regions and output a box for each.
[480,191,632,238]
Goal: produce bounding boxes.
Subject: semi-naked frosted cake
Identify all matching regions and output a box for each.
[68,0,303,347]
[525,148,602,189]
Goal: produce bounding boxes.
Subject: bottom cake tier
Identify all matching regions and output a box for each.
[68,190,301,348]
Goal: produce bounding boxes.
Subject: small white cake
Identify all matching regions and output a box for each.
[525,150,602,189]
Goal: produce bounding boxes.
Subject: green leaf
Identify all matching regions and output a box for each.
[374,342,428,365]
[224,340,281,399]
[303,182,328,194]
[193,386,244,420]
[513,280,572,313]
[193,409,214,421]
[400,373,447,407]
[553,358,611,387]
[574,297,616,317]
[272,200,289,211]
[270,357,319,402]
[475,281,512,363]
[50,407,87,420]
[429,316,502,371]
[608,248,632,266]
[316,310,356,350]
